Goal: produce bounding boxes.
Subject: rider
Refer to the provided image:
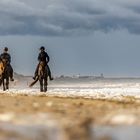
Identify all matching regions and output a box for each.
[0,47,14,81]
[33,46,53,80]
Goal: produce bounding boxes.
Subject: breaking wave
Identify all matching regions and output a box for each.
[0,78,140,101]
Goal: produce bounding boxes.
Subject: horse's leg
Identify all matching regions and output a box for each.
[39,79,43,92]
[0,79,2,86]
[44,78,48,92]
[6,78,9,90]
[2,79,5,91]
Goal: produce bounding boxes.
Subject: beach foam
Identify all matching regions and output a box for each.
[1,78,140,101]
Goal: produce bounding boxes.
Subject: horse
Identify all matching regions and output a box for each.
[29,61,49,92]
[0,59,11,91]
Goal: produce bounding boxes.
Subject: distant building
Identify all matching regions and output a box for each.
[101,73,104,78]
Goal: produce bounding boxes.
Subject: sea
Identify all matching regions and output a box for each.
[3,77,140,100]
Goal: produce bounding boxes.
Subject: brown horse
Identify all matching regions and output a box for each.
[29,61,48,92]
[0,59,11,91]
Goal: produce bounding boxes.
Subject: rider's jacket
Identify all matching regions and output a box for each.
[38,51,50,63]
[0,53,11,63]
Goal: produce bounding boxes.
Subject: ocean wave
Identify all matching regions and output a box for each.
[0,86,140,101]
[1,78,140,101]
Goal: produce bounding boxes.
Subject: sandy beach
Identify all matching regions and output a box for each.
[0,93,140,140]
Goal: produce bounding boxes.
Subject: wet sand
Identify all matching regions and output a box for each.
[0,93,140,140]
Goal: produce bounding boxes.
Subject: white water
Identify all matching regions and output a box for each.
[1,78,140,100]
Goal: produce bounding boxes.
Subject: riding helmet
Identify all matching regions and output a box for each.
[40,46,45,50]
[4,47,8,52]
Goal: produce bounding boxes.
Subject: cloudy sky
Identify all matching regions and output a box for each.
[1,0,140,77]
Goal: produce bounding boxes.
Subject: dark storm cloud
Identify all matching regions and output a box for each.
[1,0,140,36]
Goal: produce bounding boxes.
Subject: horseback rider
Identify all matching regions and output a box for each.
[33,46,53,80]
[0,47,14,81]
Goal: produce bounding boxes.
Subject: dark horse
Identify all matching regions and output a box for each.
[0,59,11,91]
[29,61,48,92]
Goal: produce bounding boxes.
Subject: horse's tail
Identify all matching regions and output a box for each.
[29,77,39,87]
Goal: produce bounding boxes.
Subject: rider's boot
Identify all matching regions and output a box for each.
[33,75,37,80]
[33,73,39,80]
[47,65,53,81]
[9,65,14,81]
[49,76,53,81]
[48,68,53,80]
[10,77,14,81]
[48,73,53,80]
[10,74,14,81]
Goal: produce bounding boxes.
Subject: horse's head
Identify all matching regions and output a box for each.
[0,59,8,76]
[0,59,10,90]
[0,61,5,78]
[38,61,47,76]
[39,61,46,70]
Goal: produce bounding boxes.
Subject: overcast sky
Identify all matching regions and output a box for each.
[1,0,140,77]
